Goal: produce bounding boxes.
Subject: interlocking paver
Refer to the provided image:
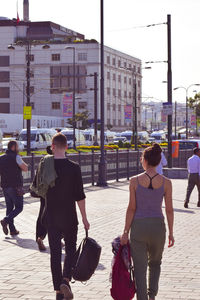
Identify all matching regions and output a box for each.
[0,179,200,299]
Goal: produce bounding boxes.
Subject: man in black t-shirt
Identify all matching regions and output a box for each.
[44,133,90,300]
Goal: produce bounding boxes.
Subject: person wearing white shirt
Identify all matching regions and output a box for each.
[156,152,167,175]
[184,147,200,208]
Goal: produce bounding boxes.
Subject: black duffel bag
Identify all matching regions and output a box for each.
[73,230,101,281]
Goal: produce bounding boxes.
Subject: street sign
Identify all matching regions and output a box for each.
[23,106,32,120]
[162,102,173,116]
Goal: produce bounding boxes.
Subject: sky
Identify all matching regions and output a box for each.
[1,0,200,104]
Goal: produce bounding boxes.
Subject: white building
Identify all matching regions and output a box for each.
[0,4,142,131]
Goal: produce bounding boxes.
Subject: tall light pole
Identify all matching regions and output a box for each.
[97,0,107,186]
[65,47,76,149]
[8,42,31,155]
[174,84,200,139]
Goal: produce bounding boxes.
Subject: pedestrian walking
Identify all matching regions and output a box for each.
[0,140,28,236]
[184,147,200,208]
[31,133,90,300]
[156,150,167,175]
[121,143,174,300]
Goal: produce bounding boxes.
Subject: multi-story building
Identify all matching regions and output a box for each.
[0,1,142,131]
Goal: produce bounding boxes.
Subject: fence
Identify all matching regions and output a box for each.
[0,149,193,197]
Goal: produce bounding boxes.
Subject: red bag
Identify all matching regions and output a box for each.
[111,244,136,300]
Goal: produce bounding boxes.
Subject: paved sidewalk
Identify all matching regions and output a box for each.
[0,179,200,300]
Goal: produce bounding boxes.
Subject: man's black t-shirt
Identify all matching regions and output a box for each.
[45,158,85,230]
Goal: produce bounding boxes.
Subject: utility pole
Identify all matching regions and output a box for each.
[175,101,177,139]
[26,42,31,155]
[94,72,98,145]
[97,0,107,186]
[134,74,138,150]
[167,14,173,168]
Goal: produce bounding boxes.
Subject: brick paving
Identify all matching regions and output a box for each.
[0,179,200,300]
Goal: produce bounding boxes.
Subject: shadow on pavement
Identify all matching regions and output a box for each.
[96,263,106,271]
[173,208,195,214]
[4,236,50,253]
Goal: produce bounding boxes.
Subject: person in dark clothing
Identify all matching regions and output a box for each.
[44,133,90,300]
[0,140,28,236]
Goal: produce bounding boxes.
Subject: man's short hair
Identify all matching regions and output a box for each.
[193,147,199,155]
[52,133,67,149]
[8,140,17,150]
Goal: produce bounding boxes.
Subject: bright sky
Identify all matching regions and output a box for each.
[2,0,200,104]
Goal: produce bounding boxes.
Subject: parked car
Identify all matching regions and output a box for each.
[113,137,127,145]
[150,131,167,143]
[174,140,200,150]
[61,128,86,148]
[18,128,57,150]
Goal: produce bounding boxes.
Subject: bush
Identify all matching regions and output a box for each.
[123,142,131,148]
[118,140,124,148]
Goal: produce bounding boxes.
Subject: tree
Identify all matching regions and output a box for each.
[67,110,90,130]
[188,92,200,116]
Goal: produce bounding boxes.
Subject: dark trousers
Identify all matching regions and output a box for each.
[130,218,166,300]
[47,226,78,291]
[3,187,23,232]
[185,173,200,203]
[36,197,47,241]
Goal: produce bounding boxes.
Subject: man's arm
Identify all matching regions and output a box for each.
[16,155,28,172]
[77,199,90,230]
[161,152,167,167]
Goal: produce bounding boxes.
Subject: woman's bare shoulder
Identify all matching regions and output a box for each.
[162,175,172,187]
[130,173,144,185]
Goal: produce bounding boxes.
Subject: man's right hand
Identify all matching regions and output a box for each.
[82,217,90,230]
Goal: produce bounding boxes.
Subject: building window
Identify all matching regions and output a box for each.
[118,89,121,97]
[0,56,9,67]
[129,78,131,85]
[107,56,110,64]
[113,88,116,97]
[0,71,9,82]
[124,77,127,84]
[118,60,121,67]
[118,104,121,111]
[79,102,87,109]
[107,87,110,95]
[0,103,10,113]
[26,54,34,62]
[0,87,9,98]
[138,93,141,101]
[30,70,34,78]
[52,102,60,109]
[124,91,127,98]
[118,74,121,82]
[112,57,116,66]
[129,92,132,99]
[124,62,127,68]
[138,66,141,74]
[113,73,116,81]
[78,53,87,61]
[107,72,110,80]
[113,104,116,111]
[138,80,141,88]
[52,54,60,61]
[129,63,132,68]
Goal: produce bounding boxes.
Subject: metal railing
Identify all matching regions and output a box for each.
[0,149,193,197]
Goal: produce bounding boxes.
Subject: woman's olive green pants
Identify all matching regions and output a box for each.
[130,218,166,300]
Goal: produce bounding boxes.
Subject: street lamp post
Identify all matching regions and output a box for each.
[174,84,200,139]
[65,47,76,149]
[97,0,107,186]
[8,42,31,155]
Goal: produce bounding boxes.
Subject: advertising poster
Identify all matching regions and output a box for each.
[124,105,132,122]
[63,93,73,118]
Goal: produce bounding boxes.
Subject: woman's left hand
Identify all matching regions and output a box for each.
[120,233,129,245]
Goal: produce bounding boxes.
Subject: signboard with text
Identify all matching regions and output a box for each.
[124,105,132,122]
[23,106,32,120]
[162,102,173,116]
[63,93,73,118]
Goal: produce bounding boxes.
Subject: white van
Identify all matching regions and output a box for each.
[83,129,100,146]
[18,128,57,150]
[150,131,167,143]
[61,128,86,148]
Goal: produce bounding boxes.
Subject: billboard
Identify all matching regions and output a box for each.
[124,105,132,122]
[63,93,73,118]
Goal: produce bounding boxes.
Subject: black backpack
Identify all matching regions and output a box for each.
[73,230,101,281]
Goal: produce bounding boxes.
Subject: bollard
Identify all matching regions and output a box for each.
[116,148,119,182]
[91,149,95,186]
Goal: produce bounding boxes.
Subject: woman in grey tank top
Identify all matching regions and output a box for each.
[121,143,174,300]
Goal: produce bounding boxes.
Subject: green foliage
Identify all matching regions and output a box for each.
[188,93,200,116]
[123,142,131,148]
[118,140,124,148]
[67,111,90,130]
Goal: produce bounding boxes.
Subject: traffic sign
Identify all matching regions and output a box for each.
[23,106,32,120]
[162,102,173,116]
